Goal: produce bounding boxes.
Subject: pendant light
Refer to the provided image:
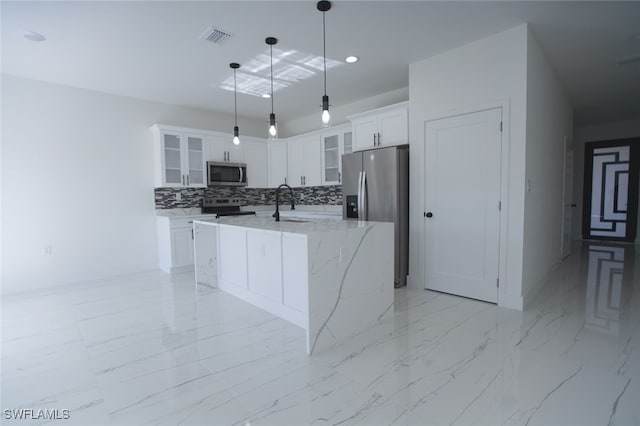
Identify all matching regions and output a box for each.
[317,1,332,127]
[266,37,278,139]
[230,62,241,145]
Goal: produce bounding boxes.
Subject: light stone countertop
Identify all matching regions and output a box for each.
[155,208,216,219]
[156,205,341,219]
[193,215,382,236]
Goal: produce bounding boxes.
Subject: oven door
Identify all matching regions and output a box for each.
[207,162,247,186]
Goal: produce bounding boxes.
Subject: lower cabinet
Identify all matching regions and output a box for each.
[171,227,194,268]
[247,231,282,302]
[282,235,308,312]
[157,217,195,273]
[214,225,309,327]
[218,226,248,288]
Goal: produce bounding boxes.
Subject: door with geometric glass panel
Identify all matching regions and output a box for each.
[582,139,639,242]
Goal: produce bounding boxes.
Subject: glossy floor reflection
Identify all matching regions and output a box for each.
[2,241,638,425]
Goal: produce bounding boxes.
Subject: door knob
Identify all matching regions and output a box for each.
[425,212,433,218]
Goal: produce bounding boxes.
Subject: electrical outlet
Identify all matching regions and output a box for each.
[176,192,182,201]
[44,244,52,255]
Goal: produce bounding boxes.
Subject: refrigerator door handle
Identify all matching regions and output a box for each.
[357,171,363,219]
[362,171,367,221]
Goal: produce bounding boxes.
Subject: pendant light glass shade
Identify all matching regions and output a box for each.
[318,1,332,127]
[321,95,331,125]
[230,62,241,146]
[233,126,240,146]
[266,37,278,139]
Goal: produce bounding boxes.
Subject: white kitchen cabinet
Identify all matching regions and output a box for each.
[348,102,408,152]
[343,130,353,155]
[247,231,282,302]
[151,125,207,188]
[244,139,268,188]
[156,216,196,273]
[287,133,321,187]
[268,141,288,188]
[207,134,245,164]
[218,226,248,289]
[282,235,308,312]
[321,124,352,185]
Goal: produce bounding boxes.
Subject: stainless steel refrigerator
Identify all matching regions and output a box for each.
[342,145,409,287]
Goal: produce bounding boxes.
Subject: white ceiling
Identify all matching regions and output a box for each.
[2,1,640,126]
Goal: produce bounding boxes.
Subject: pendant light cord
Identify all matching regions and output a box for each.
[233,68,238,127]
[270,44,274,114]
[323,10,327,97]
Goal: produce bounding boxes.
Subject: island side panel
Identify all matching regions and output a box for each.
[194,221,217,288]
[306,222,394,355]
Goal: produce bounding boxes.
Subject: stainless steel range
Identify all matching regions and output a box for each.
[202,197,256,218]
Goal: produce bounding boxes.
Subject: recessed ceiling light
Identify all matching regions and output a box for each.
[24,31,46,42]
[262,93,271,99]
[345,56,358,64]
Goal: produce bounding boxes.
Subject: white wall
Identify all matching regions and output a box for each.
[1,75,266,295]
[280,87,409,137]
[572,118,640,244]
[521,30,574,301]
[409,24,528,309]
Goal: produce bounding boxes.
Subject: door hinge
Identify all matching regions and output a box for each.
[498,201,501,211]
[496,278,499,288]
[500,122,503,132]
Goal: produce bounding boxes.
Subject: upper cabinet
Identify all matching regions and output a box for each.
[268,141,288,188]
[321,123,352,185]
[348,102,408,152]
[207,134,245,164]
[243,138,269,188]
[151,125,207,188]
[287,133,321,188]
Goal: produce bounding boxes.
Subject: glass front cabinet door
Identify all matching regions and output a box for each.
[321,125,352,185]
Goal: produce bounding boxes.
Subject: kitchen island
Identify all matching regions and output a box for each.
[193,216,394,355]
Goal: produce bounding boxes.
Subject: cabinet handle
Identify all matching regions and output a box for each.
[187,175,190,186]
[301,176,303,185]
[338,171,341,183]
[378,132,381,146]
[285,177,287,185]
[304,176,306,185]
[191,228,194,240]
[373,133,377,146]
[182,174,185,186]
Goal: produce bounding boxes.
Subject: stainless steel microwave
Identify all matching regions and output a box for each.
[207,161,247,187]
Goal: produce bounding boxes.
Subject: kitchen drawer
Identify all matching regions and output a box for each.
[169,218,195,229]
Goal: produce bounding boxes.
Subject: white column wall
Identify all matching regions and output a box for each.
[521,29,574,302]
[409,24,528,309]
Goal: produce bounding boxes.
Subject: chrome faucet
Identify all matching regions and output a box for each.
[273,183,295,222]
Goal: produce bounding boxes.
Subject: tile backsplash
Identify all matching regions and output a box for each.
[155,185,342,209]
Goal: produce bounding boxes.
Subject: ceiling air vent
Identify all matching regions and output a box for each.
[200,26,231,45]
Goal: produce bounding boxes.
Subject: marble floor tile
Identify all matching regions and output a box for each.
[2,241,639,425]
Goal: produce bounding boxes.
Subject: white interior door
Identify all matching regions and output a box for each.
[561,139,574,258]
[424,108,502,303]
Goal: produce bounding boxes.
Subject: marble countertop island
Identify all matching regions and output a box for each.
[193,216,394,355]
[198,215,373,235]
